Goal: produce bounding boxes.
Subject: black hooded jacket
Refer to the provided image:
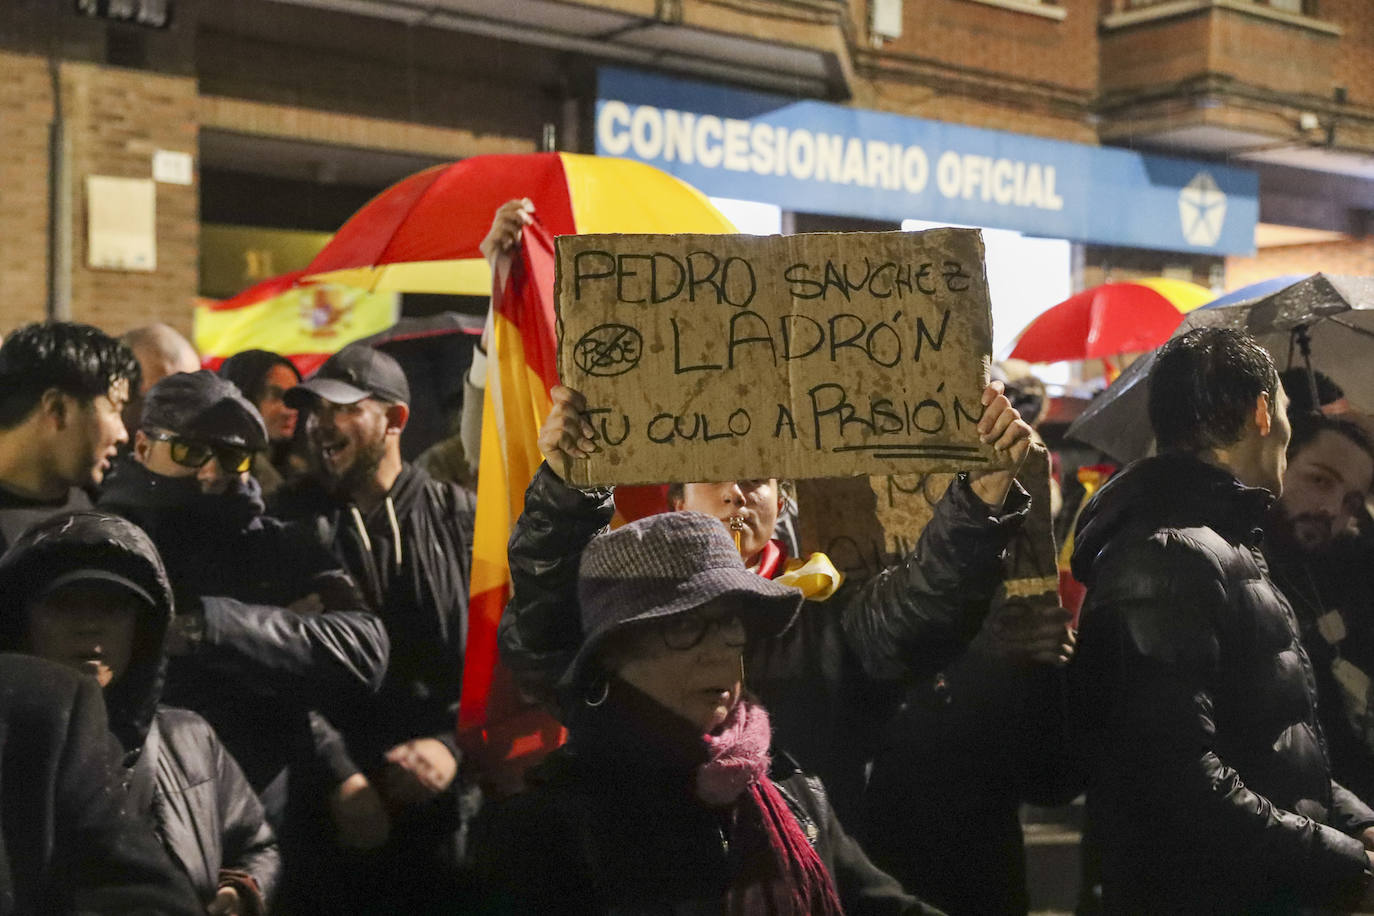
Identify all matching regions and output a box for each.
[275,462,474,767]
[0,512,280,911]
[1068,453,1374,913]
[97,459,388,816]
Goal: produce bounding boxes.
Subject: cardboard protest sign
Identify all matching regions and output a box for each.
[795,472,953,583]
[796,447,1054,586]
[555,228,1002,488]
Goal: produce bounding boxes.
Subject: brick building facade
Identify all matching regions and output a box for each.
[1,0,1371,335]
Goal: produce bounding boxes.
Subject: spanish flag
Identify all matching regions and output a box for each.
[194,272,398,374]
[460,220,561,767]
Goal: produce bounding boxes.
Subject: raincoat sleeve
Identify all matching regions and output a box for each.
[500,462,614,710]
[1079,534,1372,908]
[210,726,281,914]
[192,594,388,699]
[839,474,1029,682]
[190,533,389,701]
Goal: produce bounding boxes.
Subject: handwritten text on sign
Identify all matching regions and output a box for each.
[555,228,1000,487]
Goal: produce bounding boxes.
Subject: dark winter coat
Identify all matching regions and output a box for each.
[0,511,280,912]
[1069,453,1374,913]
[97,459,388,820]
[0,652,202,915]
[1266,532,1374,811]
[860,622,1072,916]
[500,463,1028,820]
[476,682,940,915]
[275,462,474,768]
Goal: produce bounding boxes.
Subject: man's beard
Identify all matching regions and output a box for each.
[326,434,387,497]
[1269,507,1336,557]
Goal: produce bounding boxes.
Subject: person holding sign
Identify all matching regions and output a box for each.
[478,511,941,914]
[500,377,1034,823]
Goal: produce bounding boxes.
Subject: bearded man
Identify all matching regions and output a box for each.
[277,343,477,913]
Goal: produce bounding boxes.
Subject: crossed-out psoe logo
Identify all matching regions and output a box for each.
[1179,171,1227,248]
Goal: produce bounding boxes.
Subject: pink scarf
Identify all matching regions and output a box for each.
[695,699,846,916]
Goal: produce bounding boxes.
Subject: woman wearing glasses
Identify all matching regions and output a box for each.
[477,511,938,915]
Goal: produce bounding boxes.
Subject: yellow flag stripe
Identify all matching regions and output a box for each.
[193,285,399,358]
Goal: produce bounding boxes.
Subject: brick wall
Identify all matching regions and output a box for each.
[0,51,53,332]
[886,0,1098,93]
[62,62,199,338]
[856,0,1098,143]
[1225,237,1374,289]
[1213,8,1337,98]
[0,55,199,338]
[1326,0,1374,109]
[1100,5,1337,97]
[853,77,1099,142]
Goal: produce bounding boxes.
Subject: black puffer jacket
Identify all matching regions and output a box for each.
[0,653,201,916]
[501,463,1027,819]
[1069,453,1374,913]
[98,460,388,820]
[476,681,939,915]
[0,512,280,912]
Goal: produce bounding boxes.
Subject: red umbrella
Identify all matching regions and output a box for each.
[1008,280,1204,364]
[304,152,733,294]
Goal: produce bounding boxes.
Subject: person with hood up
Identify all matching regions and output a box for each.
[1068,327,1374,913]
[477,510,941,914]
[217,350,304,498]
[0,511,280,915]
[96,370,388,906]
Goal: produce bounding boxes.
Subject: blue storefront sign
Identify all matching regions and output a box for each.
[596,67,1258,256]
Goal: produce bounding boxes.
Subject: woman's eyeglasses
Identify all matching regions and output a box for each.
[659,609,748,651]
[146,431,253,474]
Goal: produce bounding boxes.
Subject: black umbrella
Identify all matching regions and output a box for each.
[1066,273,1374,463]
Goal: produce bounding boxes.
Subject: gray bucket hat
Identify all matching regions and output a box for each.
[563,510,805,689]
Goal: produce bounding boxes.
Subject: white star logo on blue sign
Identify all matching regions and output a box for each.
[1178,171,1227,247]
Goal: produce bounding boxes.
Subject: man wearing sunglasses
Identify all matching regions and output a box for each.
[98,369,389,909]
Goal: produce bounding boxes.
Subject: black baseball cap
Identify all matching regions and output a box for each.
[142,371,268,451]
[34,569,156,610]
[285,343,410,409]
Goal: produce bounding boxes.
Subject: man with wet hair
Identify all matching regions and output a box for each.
[1070,327,1374,912]
[0,321,138,549]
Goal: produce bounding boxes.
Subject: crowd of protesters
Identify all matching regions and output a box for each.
[0,207,1373,916]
